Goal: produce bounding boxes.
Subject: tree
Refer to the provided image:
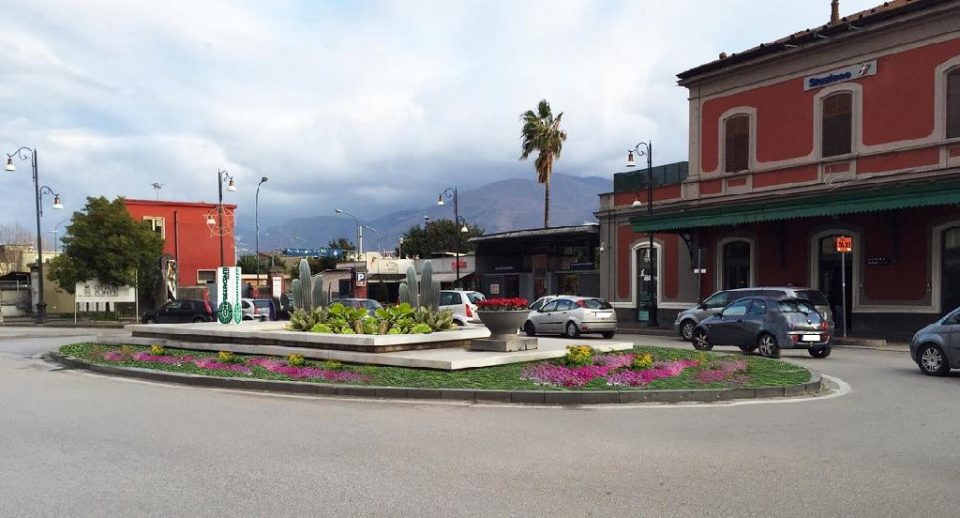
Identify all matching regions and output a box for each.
[0,222,33,245]
[398,219,484,259]
[47,197,164,299]
[288,237,356,279]
[520,99,567,228]
[328,236,356,252]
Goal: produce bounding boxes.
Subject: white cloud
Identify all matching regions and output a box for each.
[0,0,883,235]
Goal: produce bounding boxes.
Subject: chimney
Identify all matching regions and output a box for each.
[830,0,840,24]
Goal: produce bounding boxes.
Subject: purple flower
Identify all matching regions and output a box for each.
[246,357,370,383]
[103,351,124,361]
[194,358,252,374]
[593,354,635,369]
[521,364,618,387]
[604,359,699,386]
[696,370,727,383]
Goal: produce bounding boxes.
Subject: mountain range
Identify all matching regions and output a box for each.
[238,174,611,254]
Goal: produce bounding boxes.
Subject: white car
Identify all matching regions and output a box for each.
[439,290,485,326]
[523,295,617,338]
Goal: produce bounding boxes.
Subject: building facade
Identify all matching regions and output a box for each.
[125,199,237,294]
[599,0,960,336]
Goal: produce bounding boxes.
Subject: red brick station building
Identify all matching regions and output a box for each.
[598,0,960,336]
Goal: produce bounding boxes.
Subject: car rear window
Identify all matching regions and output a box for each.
[466,292,485,304]
[796,290,829,306]
[778,300,820,315]
[582,298,613,309]
[253,300,272,308]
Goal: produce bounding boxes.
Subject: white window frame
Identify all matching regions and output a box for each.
[936,56,960,141]
[143,216,165,239]
[813,84,862,159]
[630,240,663,310]
[716,236,757,291]
[197,269,216,284]
[717,107,757,174]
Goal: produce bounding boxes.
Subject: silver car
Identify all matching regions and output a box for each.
[439,290,485,326]
[910,307,960,376]
[674,287,834,340]
[523,296,617,338]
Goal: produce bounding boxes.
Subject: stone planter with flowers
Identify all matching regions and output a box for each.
[472,297,537,352]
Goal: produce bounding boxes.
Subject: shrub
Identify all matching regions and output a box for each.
[632,353,654,370]
[119,345,135,358]
[150,344,165,356]
[321,360,343,371]
[287,354,305,367]
[217,351,235,363]
[409,323,433,334]
[564,345,594,366]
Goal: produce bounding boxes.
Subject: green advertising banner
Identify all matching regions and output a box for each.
[216,266,242,325]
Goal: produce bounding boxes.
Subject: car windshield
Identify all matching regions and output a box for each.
[703,292,727,308]
[796,290,829,306]
[363,300,380,310]
[778,300,820,315]
[466,292,485,304]
[253,300,272,308]
[582,298,613,309]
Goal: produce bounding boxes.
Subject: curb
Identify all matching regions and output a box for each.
[47,353,823,405]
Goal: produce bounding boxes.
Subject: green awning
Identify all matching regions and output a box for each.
[630,180,960,232]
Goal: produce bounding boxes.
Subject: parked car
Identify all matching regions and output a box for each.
[674,286,834,340]
[523,295,617,338]
[439,290,485,326]
[909,306,960,376]
[690,296,832,358]
[142,299,214,324]
[241,298,275,321]
[332,298,383,316]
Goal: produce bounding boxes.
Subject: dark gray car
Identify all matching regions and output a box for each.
[691,297,832,358]
[909,307,960,376]
[674,287,834,340]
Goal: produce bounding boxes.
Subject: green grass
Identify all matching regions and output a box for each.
[60,343,810,391]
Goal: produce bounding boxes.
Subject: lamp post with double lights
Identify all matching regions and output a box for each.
[361,225,381,257]
[437,187,470,289]
[625,140,658,327]
[6,147,63,323]
[207,169,237,266]
[334,208,362,260]
[255,176,268,290]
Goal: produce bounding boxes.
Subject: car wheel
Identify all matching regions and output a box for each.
[808,346,831,358]
[918,344,950,376]
[523,321,537,337]
[193,317,206,323]
[679,319,696,341]
[756,333,780,358]
[692,329,713,351]
[738,345,757,353]
[453,319,465,327]
[601,331,615,339]
[565,322,580,338]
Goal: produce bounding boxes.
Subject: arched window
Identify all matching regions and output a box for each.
[822,92,853,157]
[948,69,960,139]
[724,115,750,172]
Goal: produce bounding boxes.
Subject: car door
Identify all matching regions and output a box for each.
[158,301,182,323]
[553,299,575,333]
[710,299,750,345]
[533,300,560,333]
[944,310,960,360]
[737,298,768,346]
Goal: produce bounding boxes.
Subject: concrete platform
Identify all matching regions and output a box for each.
[126,321,491,353]
[102,333,634,370]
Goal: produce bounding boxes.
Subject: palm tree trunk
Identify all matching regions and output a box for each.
[543,174,550,228]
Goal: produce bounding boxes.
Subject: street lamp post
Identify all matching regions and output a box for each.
[437,187,470,289]
[334,208,362,260]
[6,147,63,323]
[361,225,381,256]
[50,218,69,253]
[215,169,236,266]
[625,140,658,327]
[255,176,268,293]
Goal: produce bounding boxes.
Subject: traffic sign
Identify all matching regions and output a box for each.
[355,272,367,287]
[835,236,852,253]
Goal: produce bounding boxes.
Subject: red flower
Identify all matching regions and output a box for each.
[476,297,529,311]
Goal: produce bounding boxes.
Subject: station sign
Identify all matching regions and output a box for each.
[804,60,876,91]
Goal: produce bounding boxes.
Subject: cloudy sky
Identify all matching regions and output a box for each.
[1,0,881,236]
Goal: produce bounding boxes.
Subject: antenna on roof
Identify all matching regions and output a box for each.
[151,182,164,200]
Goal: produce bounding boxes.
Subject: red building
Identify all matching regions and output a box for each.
[598,0,960,336]
[125,199,237,294]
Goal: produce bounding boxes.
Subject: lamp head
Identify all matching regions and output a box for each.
[625,150,636,168]
[206,215,216,225]
[260,176,268,184]
[631,199,643,208]
[436,195,444,206]
[460,224,468,233]
[227,178,237,191]
[5,156,15,172]
[335,208,343,214]
[52,195,63,210]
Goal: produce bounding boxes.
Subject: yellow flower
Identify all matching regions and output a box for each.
[150,344,165,355]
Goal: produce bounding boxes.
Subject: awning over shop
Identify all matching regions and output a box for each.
[630,180,960,232]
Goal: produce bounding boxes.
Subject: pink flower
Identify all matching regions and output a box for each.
[696,370,727,383]
[594,354,635,369]
[103,351,123,361]
[246,357,370,383]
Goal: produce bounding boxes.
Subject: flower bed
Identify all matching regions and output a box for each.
[61,343,810,391]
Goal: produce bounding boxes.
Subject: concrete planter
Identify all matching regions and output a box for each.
[477,310,528,336]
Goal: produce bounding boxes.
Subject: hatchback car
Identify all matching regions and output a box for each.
[674,286,834,340]
[332,298,383,316]
[690,297,832,358]
[523,296,617,338]
[909,307,960,376]
[241,298,275,321]
[439,290,485,326]
[142,299,214,324]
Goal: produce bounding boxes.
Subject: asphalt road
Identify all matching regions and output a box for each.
[1,326,958,517]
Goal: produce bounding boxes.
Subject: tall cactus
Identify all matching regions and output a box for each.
[429,279,441,312]
[292,278,302,310]
[404,264,420,308]
[399,282,410,305]
[420,261,435,310]
[298,259,313,311]
[311,274,325,309]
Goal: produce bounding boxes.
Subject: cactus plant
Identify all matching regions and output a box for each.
[292,278,302,310]
[311,274,326,309]
[298,259,313,311]
[420,261,435,310]
[430,278,441,312]
[399,282,410,305]
[404,264,420,308]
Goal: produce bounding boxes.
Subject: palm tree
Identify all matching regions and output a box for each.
[519,99,567,228]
